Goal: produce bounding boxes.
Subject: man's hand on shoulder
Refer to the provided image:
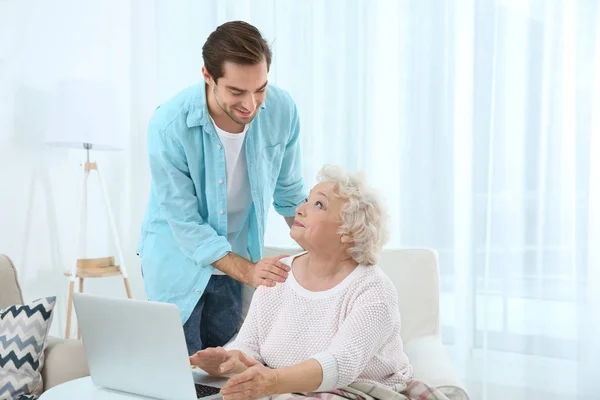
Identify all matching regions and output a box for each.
[213,253,291,288]
[249,255,291,288]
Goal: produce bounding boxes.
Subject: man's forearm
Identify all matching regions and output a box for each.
[212,253,253,285]
[274,359,323,394]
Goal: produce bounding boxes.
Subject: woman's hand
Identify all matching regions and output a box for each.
[189,347,251,376]
[220,353,279,400]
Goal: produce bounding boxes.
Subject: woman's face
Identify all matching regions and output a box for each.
[290,182,348,252]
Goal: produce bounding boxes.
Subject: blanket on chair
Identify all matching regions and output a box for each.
[271,379,451,400]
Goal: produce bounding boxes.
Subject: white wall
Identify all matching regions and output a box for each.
[0,0,154,338]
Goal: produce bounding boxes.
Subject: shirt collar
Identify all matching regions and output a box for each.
[186,82,268,128]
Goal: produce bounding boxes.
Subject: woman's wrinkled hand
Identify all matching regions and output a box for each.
[220,353,279,400]
[189,347,250,376]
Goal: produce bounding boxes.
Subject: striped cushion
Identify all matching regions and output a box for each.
[0,297,56,400]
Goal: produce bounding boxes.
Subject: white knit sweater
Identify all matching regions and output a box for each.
[225,253,413,391]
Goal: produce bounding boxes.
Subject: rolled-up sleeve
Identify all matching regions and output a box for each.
[147,124,231,267]
[272,102,307,217]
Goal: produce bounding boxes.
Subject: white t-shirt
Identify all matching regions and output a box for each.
[210,118,251,275]
[225,253,413,391]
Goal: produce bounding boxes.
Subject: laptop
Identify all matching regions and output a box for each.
[72,292,229,399]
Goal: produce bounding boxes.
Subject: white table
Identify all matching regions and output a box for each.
[39,377,153,399]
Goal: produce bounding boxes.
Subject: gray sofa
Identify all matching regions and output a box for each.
[0,254,90,392]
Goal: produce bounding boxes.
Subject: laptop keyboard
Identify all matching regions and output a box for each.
[195,383,222,398]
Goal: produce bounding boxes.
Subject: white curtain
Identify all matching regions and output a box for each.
[1,0,599,398]
[137,0,600,397]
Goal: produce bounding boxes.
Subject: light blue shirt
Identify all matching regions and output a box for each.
[137,82,306,324]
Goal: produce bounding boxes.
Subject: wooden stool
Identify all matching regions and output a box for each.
[64,257,132,339]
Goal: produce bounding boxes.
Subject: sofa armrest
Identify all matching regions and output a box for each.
[404,335,471,400]
[42,336,89,391]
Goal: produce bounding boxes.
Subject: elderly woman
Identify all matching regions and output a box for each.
[190,165,413,399]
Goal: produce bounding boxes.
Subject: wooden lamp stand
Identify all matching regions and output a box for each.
[64,143,132,339]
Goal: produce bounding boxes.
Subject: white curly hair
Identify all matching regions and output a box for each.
[317,164,389,266]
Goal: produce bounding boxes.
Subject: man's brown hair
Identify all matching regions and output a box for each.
[202,21,272,82]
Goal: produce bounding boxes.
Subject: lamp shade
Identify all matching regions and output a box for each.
[45,80,126,151]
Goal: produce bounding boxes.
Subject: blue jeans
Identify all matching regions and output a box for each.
[183,274,243,356]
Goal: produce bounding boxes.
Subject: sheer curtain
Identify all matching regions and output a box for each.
[151,0,599,398]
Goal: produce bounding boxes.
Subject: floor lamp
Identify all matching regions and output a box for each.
[45,80,132,339]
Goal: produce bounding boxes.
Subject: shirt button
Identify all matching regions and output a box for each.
[218,179,224,184]
[195,290,201,295]
[216,144,222,149]
[219,210,224,215]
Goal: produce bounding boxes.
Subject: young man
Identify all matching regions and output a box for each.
[137,21,307,355]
